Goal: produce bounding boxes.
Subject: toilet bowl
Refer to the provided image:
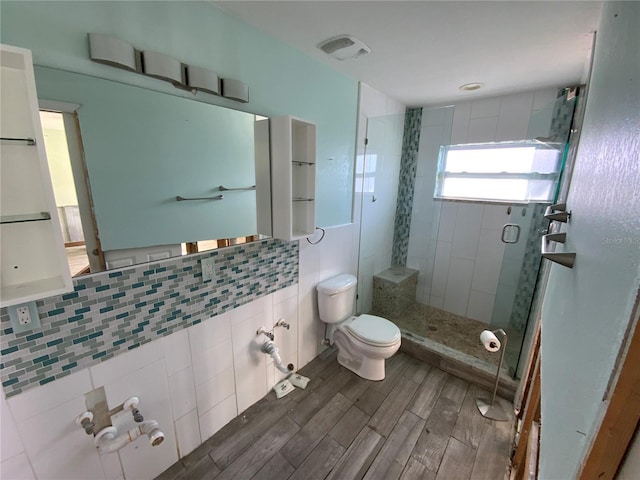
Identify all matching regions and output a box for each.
[317,274,401,381]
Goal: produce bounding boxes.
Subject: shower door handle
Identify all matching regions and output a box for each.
[541,232,576,268]
[501,224,521,244]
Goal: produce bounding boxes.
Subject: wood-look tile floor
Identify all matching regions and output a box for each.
[156,351,515,480]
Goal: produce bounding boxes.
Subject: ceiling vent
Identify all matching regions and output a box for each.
[318,35,370,61]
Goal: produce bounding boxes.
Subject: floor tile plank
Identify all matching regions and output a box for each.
[450,384,490,449]
[399,458,435,480]
[364,410,425,480]
[281,392,352,467]
[288,435,346,480]
[408,368,449,420]
[435,437,476,480]
[179,456,221,480]
[469,424,512,480]
[156,351,516,480]
[371,353,412,397]
[411,394,465,472]
[208,396,296,469]
[354,387,386,416]
[250,453,294,480]
[403,356,432,385]
[329,405,370,448]
[215,416,299,480]
[326,426,384,480]
[288,369,351,426]
[369,378,421,437]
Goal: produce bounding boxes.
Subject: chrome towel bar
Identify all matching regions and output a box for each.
[218,185,256,191]
[176,195,224,201]
[0,137,36,145]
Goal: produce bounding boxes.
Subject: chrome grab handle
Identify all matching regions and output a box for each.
[501,224,521,244]
[541,232,576,268]
[544,203,571,223]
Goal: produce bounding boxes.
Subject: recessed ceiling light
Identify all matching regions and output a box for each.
[459,83,485,91]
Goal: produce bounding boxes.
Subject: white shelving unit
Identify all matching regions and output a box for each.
[1,44,73,307]
[270,115,317,241]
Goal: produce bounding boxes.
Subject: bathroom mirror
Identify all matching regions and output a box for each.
[35,66,271,276]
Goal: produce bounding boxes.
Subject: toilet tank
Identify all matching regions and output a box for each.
[317,274,357,324]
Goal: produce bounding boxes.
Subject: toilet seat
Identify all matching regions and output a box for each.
[344,314,401,347]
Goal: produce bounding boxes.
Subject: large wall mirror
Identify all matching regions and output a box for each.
[35,66,271,277]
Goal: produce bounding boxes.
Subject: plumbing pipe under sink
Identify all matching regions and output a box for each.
[94,420,165,454]
[261,340,294,374]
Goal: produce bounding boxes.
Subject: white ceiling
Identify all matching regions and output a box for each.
[216,1,603,107]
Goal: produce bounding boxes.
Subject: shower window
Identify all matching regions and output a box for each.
[434,140,563,203]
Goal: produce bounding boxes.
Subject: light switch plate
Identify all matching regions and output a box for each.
[201,257,215,282]
[8,301,41,333]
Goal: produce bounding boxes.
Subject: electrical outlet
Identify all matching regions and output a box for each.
[8,301,41,333]
[16,306,31,324]
[201,257,215,282]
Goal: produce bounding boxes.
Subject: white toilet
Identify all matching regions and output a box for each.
[317,273,401,381]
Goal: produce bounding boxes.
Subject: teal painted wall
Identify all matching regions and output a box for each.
[0,1,358,229]
[539,2,640,478]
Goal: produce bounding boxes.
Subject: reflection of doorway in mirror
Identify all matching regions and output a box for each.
[39,110,103,276]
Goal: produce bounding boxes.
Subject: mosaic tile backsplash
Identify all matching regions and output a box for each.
[0,239,298,398]
[392,107,423,266]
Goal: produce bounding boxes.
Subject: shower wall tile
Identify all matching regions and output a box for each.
[450,102,471,144]
[496,92,535,141]
[467,116,499,143]
[481,204,511,230]
[431,241,452,299]
[467,290,496,324]
[471,228,506,295]
[391,107,423,266]
[444,257,475,316]
[470,97,501,118]
[451,203,483,260]
[429,294,445,310]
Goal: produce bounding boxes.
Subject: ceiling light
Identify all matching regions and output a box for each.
[318,35,370,61]
[459,83,485,91]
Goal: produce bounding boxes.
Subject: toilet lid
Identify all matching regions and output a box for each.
[346,314,401,346]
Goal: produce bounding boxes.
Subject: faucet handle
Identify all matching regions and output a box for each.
[275,318,290,330]
[256,326,274,340]
[132,408,144,423]
[76,411,96,435]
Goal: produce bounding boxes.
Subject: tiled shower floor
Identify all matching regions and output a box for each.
[371,302,524,375]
